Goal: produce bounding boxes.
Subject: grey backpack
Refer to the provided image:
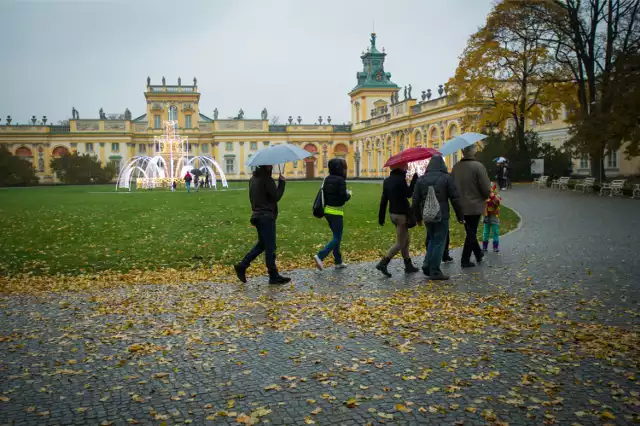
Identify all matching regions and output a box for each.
[422,183,442,224]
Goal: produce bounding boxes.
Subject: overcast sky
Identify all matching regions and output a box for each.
[0,0,493,125]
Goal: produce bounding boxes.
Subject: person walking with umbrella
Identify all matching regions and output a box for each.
[452,145,492,268]
[374,147,439,277]
[234,166,290,285]
[235,143,312,284]
[376,164,419,277]
[314,159,352,270]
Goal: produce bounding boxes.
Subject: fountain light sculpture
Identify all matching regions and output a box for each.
[116,120,228,190]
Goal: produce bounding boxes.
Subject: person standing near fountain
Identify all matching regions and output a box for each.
[234,166,290,285]
[184,171,193,192]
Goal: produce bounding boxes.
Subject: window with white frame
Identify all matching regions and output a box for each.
[139,144,146,153]
[250,142,257,150]
[86,143,93,152]
[154,115,161,129]
[367,152,372,170]
[226,142,233,151]
[225,157,235,174]
[111,143,119,152]
[606,150,619,169]
[185,115,192,128]
[579,154,589,169]
[202,144,208,153]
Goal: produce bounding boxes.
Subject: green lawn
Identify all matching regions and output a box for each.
[0,182,519,277]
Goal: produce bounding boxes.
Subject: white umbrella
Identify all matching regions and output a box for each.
[438,132,488,156]
[246,143,312,166]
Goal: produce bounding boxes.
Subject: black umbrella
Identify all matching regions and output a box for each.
[190,168,203,178]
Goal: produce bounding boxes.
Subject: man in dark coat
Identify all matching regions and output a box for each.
[235,165,290,285]
[376,166,420,277]
[452,145,492,268]
[412,156,464,280]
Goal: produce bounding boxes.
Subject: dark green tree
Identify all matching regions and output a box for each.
[0,146,39,186]
[50,152,116,184]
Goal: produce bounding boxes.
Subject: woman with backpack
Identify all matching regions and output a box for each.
[412,156,464,280]
[314,158,351,270]
[375,165,420,277]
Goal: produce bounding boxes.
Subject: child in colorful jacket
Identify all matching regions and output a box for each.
[482,182,502,252]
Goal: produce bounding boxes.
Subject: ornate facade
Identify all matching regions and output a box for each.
[1,33,636,182]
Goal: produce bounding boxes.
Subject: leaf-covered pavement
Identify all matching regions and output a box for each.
[1,186,639,425]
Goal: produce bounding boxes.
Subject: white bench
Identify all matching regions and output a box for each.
[600,179,626,197]
[532,176,549,188]
[632,184,640,199]
[551,177,570,190]
[574,177,596,193]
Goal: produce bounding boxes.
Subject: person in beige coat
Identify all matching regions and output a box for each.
[451,145,492,268]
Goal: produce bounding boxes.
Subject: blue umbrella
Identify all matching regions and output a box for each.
[438,132,487,156]
[246,143,312,166]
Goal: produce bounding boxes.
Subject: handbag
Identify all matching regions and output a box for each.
[312,177,327,218]
[406,209,418,229]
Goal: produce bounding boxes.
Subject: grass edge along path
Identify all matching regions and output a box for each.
[0,183,519,294]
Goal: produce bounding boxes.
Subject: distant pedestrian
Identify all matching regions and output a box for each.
[376,165,420,277]
[452,145,492,268]
[314,159,351,270]
[496,163,506,190]
[171,180,177,192]
[184,172,193,192]
[412,155,464,280]
[234,166,290,285]
[482,183,502,252]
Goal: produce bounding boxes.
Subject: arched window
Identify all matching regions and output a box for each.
[430,128,439,149]
[415,132,423,147]
[334,143,348,158]
[52,146,70,158]
[15,147,33,158]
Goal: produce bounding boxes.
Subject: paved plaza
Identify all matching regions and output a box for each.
[1,186,639,425]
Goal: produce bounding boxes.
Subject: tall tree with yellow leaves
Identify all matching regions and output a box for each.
[447,1,571,153]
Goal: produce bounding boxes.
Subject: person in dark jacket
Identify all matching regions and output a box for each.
[375,166,420,277]
[184,172,193,193]
[234,165,290,285]
[314,158,351,270]
[412,156,464,280]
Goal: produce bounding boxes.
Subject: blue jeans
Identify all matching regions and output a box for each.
[240,217,278,276]
[186,181,191,192]
[317,214,343,264]
[423,219,449,276]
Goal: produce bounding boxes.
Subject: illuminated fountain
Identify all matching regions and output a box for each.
[116,120,228,190]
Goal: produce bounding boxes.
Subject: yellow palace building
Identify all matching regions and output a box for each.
[1,33,634,182]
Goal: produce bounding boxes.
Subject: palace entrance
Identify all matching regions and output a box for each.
[303,144,318,179]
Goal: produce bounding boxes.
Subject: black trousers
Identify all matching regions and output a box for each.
[240,217,278,276]
[461,214,483,262]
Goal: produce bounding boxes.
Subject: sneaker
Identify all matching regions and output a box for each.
[335,263,348,269]
[429,273,450,281]
[314,255,324,271]
[269,275,291,285]
[493,248,500,253]
[442,255,454,263]
[422,267,430,276]
[476,253,484,263]
[461,261,476,268]
[234,264,247,283]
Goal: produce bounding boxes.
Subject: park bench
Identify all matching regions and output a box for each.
[574,177,596,193]
[551,176,570,190]
[632,184,640,199]
[599,179,626,197]
[532,175,549,188]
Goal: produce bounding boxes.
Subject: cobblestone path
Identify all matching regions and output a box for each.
[1,186,639,425]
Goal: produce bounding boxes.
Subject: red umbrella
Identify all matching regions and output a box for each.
[384,147,441,168]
